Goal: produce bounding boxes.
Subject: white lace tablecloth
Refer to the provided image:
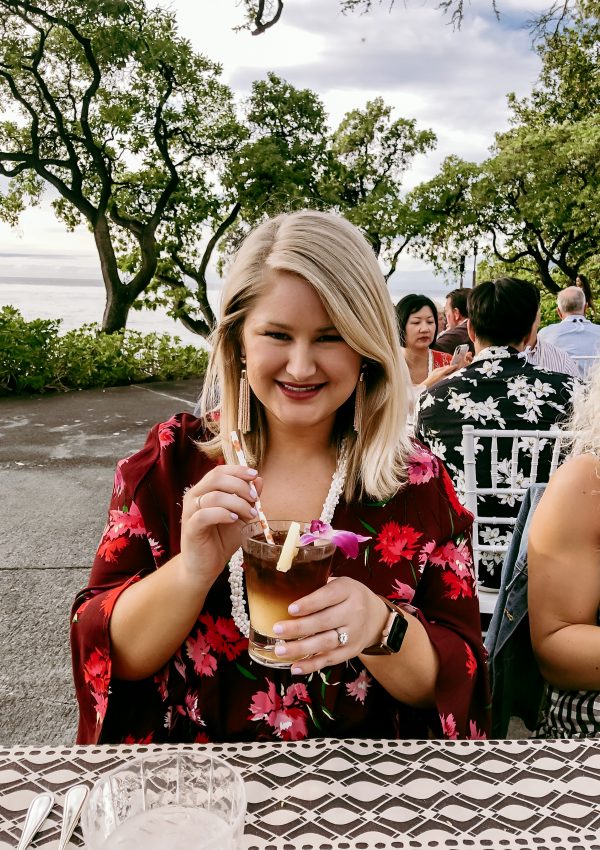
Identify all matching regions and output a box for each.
[2,738,600,849]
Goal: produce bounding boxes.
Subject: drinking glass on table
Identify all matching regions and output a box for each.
[242,519,335,668]
[81,753,246,850]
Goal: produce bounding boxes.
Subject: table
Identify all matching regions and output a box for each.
[2,738,600,850]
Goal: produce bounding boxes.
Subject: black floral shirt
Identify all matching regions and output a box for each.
[414,346,578,588]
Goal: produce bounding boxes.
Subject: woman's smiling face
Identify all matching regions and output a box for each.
[242,271,362,434]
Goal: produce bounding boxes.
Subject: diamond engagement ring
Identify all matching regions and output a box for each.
[336,629,349,646]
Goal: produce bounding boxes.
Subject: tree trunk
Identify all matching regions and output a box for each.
[93,215,133,333]
[102,290,134,333]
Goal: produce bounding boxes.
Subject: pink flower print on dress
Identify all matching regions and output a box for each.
[184,692,205,726]
[346,670,372,704]
[198,613,246,661]
[464,642,477,678]
[300,520,370,559]
[83,647,111,725]
[83,647,110,692]
[100,584,126,620]
[112,458,128,497]
[440,712,458,739]
[91,689,108,726]
[374,521,422,566]
[468,720,487,739]
[123,733,154,744]
[96,536,129,563]
[441,571,474,600]
[429,537,473,578]
[157,415,181,449]
[418,539,436,572]
[148,536,164,560]
[249,680,311,741]
[407,448,439,485]
[106,501,146,540]
[390,580,415,604]
[185,631,218,677]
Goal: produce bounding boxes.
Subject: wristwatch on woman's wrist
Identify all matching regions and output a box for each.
[361,596,409,655]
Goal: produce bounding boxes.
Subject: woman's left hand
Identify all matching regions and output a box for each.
[271,577,388,674]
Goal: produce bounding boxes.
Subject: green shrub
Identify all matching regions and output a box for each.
[0,307,208,396]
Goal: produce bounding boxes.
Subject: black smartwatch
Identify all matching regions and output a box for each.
[361,596,408,655]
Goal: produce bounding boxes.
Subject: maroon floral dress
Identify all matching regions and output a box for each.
[71,414,490,744]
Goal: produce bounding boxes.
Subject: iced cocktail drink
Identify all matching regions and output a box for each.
[241,520,335,668]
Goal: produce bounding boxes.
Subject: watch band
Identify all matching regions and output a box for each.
[361,596,408,656]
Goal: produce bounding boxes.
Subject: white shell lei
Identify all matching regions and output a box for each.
[228,443,349,638]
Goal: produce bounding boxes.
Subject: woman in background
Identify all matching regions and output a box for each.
[575,273,595,319]
[529,364,600,737]
[396,295,466,424]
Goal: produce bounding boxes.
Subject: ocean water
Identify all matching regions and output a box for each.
[0,278,211,348]
[0,275,453,349]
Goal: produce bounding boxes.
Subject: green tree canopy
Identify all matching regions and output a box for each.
[0,0,241,333]
[139,72,334,334]
[329,97,436,279]
[406,2,600,292]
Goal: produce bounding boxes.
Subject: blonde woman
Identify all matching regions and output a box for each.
[529,365,600,737]
[71,210,489,744]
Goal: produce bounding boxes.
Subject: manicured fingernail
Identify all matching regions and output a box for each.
[230,512,238,520]
[247,468,258,477]
[291,667,303,675]
[288,603,299,615]
[272,623,283,635]
[274,644,287,656]
[250,507,258,516]
[249,483,258,500]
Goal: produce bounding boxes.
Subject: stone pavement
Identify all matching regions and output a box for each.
[0,379,202,745]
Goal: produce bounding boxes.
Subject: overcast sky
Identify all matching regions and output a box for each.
[0,0,547,295]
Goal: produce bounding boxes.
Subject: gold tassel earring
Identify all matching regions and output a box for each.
[353,369,366,433]
[238,362,251,434]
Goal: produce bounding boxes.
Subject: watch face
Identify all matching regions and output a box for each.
[386,612,409,653]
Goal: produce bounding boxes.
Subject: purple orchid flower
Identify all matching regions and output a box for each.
[300,520,371,560]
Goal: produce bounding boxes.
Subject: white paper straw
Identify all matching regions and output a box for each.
[230,430,275,545]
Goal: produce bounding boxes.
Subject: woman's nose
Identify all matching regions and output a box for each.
[286,343,317,380]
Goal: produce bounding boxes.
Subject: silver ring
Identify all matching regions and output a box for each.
[336,629,349,646]
[195,495,202,510]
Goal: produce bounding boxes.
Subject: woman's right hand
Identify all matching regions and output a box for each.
[179,465,262,590]
[421,362,462,389]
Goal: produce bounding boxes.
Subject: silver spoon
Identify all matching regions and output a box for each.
[17,791,54,850]
[57,784,89,850]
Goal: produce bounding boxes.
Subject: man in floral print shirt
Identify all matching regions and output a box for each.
[415,277,578,590]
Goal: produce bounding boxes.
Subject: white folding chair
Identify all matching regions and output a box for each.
[461,425,572,616]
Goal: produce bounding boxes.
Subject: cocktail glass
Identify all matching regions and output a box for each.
[242,519,335,668]
[81,752,246,850]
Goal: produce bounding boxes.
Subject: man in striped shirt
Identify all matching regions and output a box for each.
[524,293,579,378]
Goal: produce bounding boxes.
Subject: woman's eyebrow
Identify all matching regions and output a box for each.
[262,321,337,333]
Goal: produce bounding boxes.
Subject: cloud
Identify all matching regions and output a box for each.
[229,0,541,173]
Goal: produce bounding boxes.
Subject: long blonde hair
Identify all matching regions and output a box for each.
[568,362,600,458]
[200,210,412,501]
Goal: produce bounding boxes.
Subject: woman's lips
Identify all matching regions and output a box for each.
[276,381,324,400]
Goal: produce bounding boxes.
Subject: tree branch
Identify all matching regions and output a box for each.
[251,0,284,36]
